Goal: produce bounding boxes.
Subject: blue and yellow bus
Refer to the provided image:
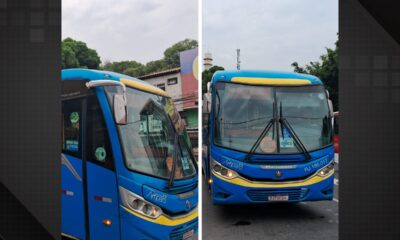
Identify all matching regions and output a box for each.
[61,69,198,240]
[202,70,334,205]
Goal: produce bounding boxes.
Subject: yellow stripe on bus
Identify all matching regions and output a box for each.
[120,78,170,97]
[121,206,198,226]
[212,171,333,188]
[231,77,311,86]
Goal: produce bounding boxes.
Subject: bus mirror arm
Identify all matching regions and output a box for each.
[86,80,128,124]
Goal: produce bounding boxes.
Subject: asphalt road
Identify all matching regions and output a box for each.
[202,158,339,240]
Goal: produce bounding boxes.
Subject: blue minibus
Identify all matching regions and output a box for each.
[61,69,198,239]
[203,70,334,204]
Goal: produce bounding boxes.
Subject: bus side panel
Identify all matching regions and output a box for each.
[61,154,86,239]
[86,162,120,240]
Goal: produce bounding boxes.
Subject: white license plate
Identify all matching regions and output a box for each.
[182,229,194,240]
[268,195,289,201]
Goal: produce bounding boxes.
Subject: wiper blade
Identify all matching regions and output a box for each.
[244,119,274,161]
[167,132,179,188]
[215,89,221,120]
[279,102,311,160]
[245,103,276,161]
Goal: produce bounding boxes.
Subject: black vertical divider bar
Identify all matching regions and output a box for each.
[82,98,90,240]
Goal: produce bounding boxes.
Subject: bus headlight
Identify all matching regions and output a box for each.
[119,187,162,219]
[212,159,238,179]
[317,161,335,177]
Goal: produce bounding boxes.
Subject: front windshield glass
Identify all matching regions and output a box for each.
[106,86,196,180]
[214,82,332,154]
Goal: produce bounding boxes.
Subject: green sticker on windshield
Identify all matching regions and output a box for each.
[95,147,106,162]
[70,112,79,124]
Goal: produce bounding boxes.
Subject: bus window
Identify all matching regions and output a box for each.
[62,99,82,158]
[87,95,114,171]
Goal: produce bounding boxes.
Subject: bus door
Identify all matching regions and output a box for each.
[62,81,120,239]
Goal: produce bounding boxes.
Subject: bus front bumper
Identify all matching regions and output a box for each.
[211,171,334,205]
[120,206,198,240]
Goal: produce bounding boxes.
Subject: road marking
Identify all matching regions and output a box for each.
[333,198,339,203]
[334,178,339,186]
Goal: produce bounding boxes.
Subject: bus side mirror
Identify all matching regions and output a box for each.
[202,93,212,114]
[328,99,333,116]
[207,82,211,93]
[114,94,127,125]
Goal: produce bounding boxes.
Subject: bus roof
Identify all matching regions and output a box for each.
[61,68,169,97]
[211,70,322,86]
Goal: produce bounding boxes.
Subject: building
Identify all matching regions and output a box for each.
[203,52,213,70]
[138,67,184,110]
[138,48,199,154]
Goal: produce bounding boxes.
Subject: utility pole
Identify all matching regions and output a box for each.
[236,49,241,70]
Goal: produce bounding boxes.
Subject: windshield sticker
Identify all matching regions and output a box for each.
[95,147,106,162]
[70,112,79,124]
[260,136,277,153]
[182,156,190,171]
[318,93,325,100]
[66,140,79,152]
[280,128,294,148]
[280,137,294,148]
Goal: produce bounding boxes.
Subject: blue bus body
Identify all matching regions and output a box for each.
[61,69,198,240]
[203,70,335,205]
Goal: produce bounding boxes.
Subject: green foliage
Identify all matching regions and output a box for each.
[62,38,101,69]
[163,39,198,68]
[144,59,166,74]
[292,39,338,110]
[100,39,198,77]
[202,65,225,93]
[62,44,79,69]
[102,60,144,75]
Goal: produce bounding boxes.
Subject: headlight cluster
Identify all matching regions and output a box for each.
[211,159,238,179]
[317,161,335,177]
[119,187,162,219]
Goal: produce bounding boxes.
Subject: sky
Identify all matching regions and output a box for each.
[203,0,338,71]
[62,0,198,64]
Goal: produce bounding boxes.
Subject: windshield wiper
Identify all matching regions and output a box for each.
[244,104,276,162]
[215,89,221,120]
[279,102,311,160]
[168,132,179,188]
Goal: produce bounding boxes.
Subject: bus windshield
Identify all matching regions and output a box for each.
[214,82,332,155]
[106,86,196,180]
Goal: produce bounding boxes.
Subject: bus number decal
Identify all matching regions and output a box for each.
[146,191,167,204]
[223,159,243,170]
[304,156,329,173]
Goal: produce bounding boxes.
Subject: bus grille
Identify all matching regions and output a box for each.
[169,219,197,240]
[247,188,309,202]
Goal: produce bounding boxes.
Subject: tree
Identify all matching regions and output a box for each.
[292,39,338,110]
[144,59,166,74]
[163,39,198,68]
[202,65,225,94]
[62,44,79,69]
[102,60,144,75]
[62,38,101,69]
[101,39,198,77]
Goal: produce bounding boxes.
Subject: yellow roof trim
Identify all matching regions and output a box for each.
[120,78,170,97]
[212,170,333,188]
[121,206,198,226]
[231,77,311,86]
